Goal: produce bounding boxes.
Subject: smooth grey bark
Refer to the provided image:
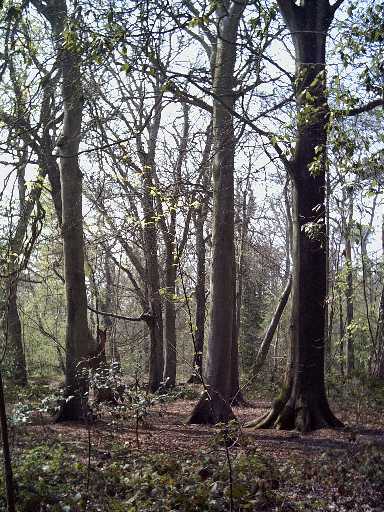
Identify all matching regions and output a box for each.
[33,0,91,420]
[251,0,343,432]
[189,0,246,425]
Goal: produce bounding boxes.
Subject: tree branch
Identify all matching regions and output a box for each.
[87,305,152,323]
[335,98,384,118]
[330,0,346,15]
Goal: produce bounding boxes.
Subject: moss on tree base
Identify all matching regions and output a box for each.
[245,388,343,432]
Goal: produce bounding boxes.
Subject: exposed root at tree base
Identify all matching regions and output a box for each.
[54,397,89,423]
[245,393,344,433]
[188,391,236,425]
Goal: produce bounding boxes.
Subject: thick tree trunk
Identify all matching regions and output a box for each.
[35,0,91,421]
[249,0,343,432]
[189,0,246,425]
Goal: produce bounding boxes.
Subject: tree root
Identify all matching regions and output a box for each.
[245,389,343,432]
[188,390,236,425]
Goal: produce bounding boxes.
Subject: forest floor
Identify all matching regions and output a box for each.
[4,381,384,511]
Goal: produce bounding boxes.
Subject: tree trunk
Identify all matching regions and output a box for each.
[187,125,212,384]
[35,0,91,421]
[324,168,331,370]
[252,275,292,375]
[142,166,164,392]
[189,0,246,425]
[4,280,27,386]
[250,0,343,432]
[187,212,206,384]
[163,246,177,388]
[135,79,165,393]
[344,186,354,376]
[1,148,46,386]
[230,248,247,406]
[339,289,345,376]
[229,185,252,404]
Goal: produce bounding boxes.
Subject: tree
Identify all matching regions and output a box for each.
[248,0,346,432]
[342,185,355,375]
[189,0,246,425]
[0,13,62,385]
[32,0,92,420]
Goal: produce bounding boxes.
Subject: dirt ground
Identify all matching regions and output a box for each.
[9,396,384,511]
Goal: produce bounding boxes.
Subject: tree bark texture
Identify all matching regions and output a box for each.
[251,0,343,432]
[189,0,246,425]
[35,0,92,420]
